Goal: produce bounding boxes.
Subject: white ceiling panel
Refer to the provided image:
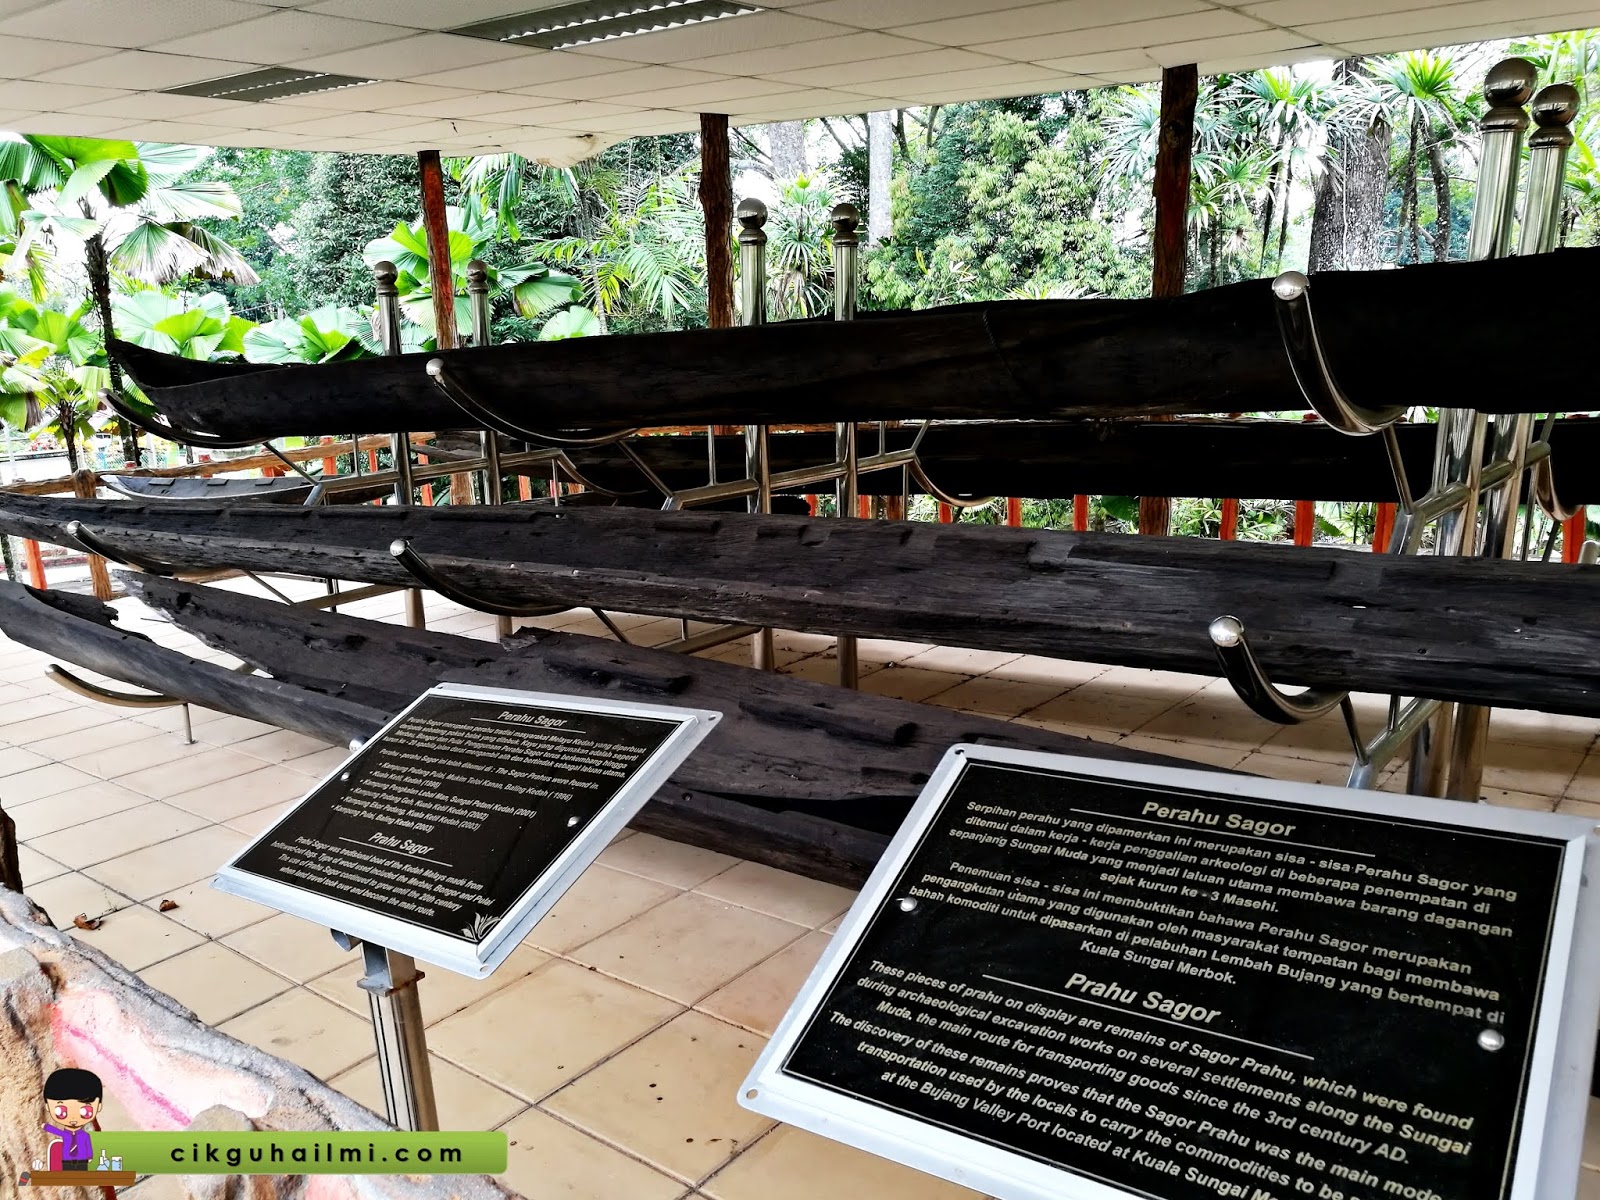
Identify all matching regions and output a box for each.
[266,80,472,111]
[1147,27,1321,67]
[518,64,721,101]
[289,31,529,77]
[0,0,276,50]
[148,9,408,61]
[611,76,801,107]
[417,49,629,91]
[301,0,554,31]
[4,35,117,76]
[32,49,250,88]
[1297,0,1599,42]
[764,46,1014,88]
[793,0,1056,28]
[894,0,1210,47]
[979,8,1271,61]
[682,30,933,75]
[848,60,1086,98]
[566,10,849,64]
[66,91,247,120]
[1197,43,1343,73]
[379,91,548,118]
[0,0,1593,157]
[1240,0,1465,27]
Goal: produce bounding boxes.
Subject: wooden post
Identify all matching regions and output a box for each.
[1006,497,1023,528]
[23,539,44,589]
[938,503,954,524]
[1372,502,1396,553]
[418,150,458,351]
[1138,63,1198,538]
[1564,508,1587,563]
[518,475,532,501]
[419,150,472,507]
[321,436,337,479]
[699,114,735,330]
[1294,500,1315,547]
[1220,497,1239,540]
[1072,494,1089,532]
[73,470,112,600]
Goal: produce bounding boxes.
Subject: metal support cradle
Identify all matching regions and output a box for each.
[1215,59,1578,801]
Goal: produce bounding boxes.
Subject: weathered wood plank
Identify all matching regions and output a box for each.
[118,576,1198,885]
[494,419,1598,506]
[0,582,385,744]
[5,495,1599,715]
[111,247,1600,442]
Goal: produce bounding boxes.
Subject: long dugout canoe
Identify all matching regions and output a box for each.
[0,576,1195,886]
[111,248,1597,443]
[6,494,1600,716]
[495,418,1600,506]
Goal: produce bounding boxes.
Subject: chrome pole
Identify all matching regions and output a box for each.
[375,260,426,630]
[466,258,512,638]
[831,202,862,689]
[738,198,776,671]
[1518,83,1580,257]
[1436,59,1535,801]
[359,943,439,1131]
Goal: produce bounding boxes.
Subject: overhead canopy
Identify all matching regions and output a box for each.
[0,0,1593,164]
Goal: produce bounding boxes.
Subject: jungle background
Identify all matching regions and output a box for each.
[3,29,1596,545]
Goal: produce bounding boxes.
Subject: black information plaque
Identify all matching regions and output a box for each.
[743,746,1600,1200]
[214,684,716,976]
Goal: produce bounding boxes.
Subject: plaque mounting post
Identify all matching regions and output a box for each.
[357,941,439,1132]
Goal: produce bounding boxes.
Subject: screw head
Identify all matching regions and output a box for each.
[339,771,351,782]
[567,816,579,827]
[898,897,918,913]
[1478,1028,1505,1052]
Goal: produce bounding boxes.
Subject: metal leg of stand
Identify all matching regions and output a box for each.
[358,943,438,1132]
[181,703,194,746]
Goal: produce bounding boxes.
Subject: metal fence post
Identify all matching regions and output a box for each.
[465,259,514,639]
[738,198,776,672]
[831,202,861,689]
[375,260,426,630]
[1436,58,1536,802]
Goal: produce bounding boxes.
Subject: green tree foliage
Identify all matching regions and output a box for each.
[192,147,315,320]
[865,96,1141,308]
[289,153,426,309]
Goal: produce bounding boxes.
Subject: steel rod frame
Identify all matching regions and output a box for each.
[374,260,426,631]
[738,198,777,672]
[1221,58,1568,801]
[832,202,862,689]
[358,944,439,1132]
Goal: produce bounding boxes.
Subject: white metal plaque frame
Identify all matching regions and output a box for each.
[214,683,719,978]
[740,744,1600,1200]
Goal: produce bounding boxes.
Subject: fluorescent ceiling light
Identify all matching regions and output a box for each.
[449,0,763,51]
[163,68,375,103]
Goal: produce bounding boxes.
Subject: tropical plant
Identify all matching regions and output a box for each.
[764,174,838,320]
[244,304,371,364]
[362,205,585,339]
[0,136,256,461]
[111,290,252,361]
[524,169,705,332]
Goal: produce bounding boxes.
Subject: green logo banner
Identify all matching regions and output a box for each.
[90,1131,507,1175]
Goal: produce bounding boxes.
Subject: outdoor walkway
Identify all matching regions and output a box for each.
[2,578,1598,1199]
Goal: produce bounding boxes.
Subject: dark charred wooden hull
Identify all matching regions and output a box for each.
[111,249,1594,443]
[5,575,1196,886]
[501,419,1600,506]
[5,494,1600,715]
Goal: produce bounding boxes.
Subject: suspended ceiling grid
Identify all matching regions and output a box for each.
[0,0,1592,164]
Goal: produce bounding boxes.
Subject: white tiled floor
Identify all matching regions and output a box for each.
[3,577,1598,1198]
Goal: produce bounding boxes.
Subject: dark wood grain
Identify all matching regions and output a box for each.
[116,576,1200,885]
[108,247,1600,442]
[6,495,1600,715]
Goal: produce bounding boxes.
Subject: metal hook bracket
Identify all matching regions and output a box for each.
[47,665,194,743]
[426,358,640,448]
[99,387,267,451]
[64,521,177,576]
[1272,273,1408,436]
[388,537,631,643]
[1208,615,1350,725]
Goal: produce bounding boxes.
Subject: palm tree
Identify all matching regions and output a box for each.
[1231,68,1336,272]
[0,136,256,462]
[1356,52,1465,264]
[765,174,837,320]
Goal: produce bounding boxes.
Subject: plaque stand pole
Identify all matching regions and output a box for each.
[357,942,439,1132]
